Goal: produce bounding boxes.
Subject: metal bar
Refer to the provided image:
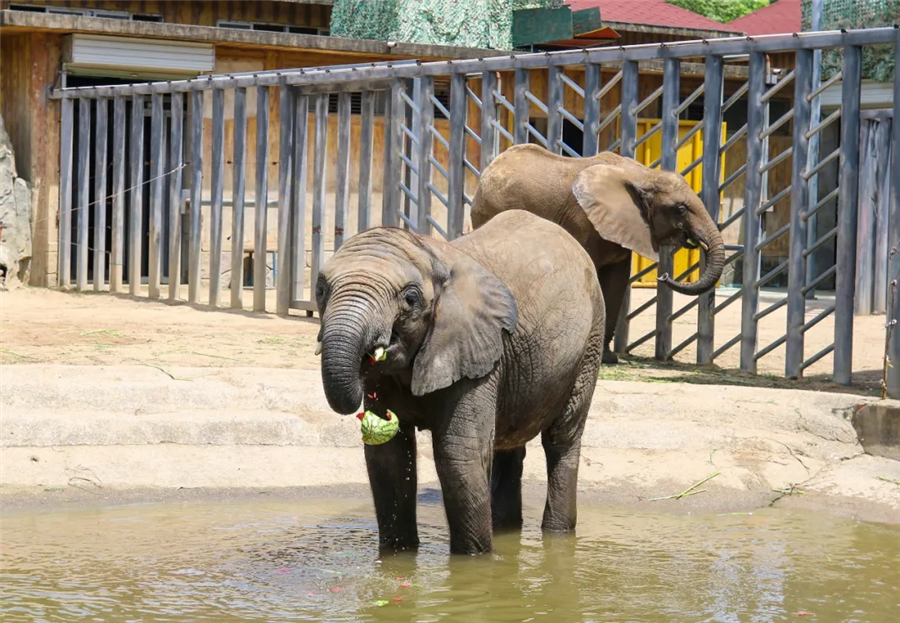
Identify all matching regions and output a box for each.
[432,93,452,119]
[399,152,419,175]
[523,89,549,115]
[430,124,451,149]
[833,45,862,385]
[801,146,840,181]
[756,260,789,289]
[805,107,841,139]
[559,107,584,131]
[755,222,791,252]
[547,66,564,155]
[464,157,480,178]
[889,34,900,398]
[492,88,515,114]
[385,79,404,228]
[802,226,837,258]
[681,154,703,177]
[426,214,448,239]
[167,92,184,300]
[514,69,530,144]
[526,123,548,147]
[58,98,73,288]
[400,88,419,113]
[381,90,393,226]
[129,94,144,296]
[721,123,748,153]
[761,69,795,102]
[399,182,418,204]
[809,70,842,102]
[674,83,705,117]
[148,92,165,299]
[755,334,787,361]
[631,261,659,283]
[253,86,271,311]
[559,72,584,98]
[785,49,814,378]
[358,90,375,233]
[627,295,658,321]
[597,70,623,102]
[447,72,467,239]
[310,93,328,299]
[754,297,787,322]
[626,329,658,353]
[801,304,835,334]
[759,146,793,174]
[418,76,435,237]
[804,186,839,221]
[481,71,498,171]
[464,125,481,145]
[759,108,793,140]
[401,123,420,145]
[50,28,900,99]
[291,92,310,303]
[208,88,225,307]
[670,297,699,323]
[333,92,351,251]
[559,140,580,158]
[92,99,108,290]
[110,96,125,292]
[674,120,703,151]
[720,207,747,231]
[722,80,750,113]
[803,264,836,295]
[800,343,834,372]
[720,163,747,193]
[633,122,662,149]
[597,104,622,136]
[428,183,449,207]
[711,334,742,360]
[713,288,742,315]
[656,57,680,361]
[276,85,296,316]
[430,156,449,180]
[634,85,664,116]
[582,63,601,156]
[230,88,247,309]
[76,98,91,292]
[697,55,725,365]
[188,91,203,303]
[757,185,792,215]
[614,60,640,354]
[403,79,416,228]
[465,84,482,107]
[669,332,699,359]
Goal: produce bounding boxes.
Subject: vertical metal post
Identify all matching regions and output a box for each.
[334,92,351,250]
[696,55,725,364]
[291,91,309,303]
[208,88,225,307]
[276,84,295,316]
[614,60,639,353]
[417,77,435,237]
[447,72,467,240]
[110,96,126,292]
[93,99,108,290]
[582,63,601,157]
[514,68,530,145]
[407,78,421,230]
[834,46,863,385]
[547,66,563,155]
[381,90,393,227]
[310,93,328,295]
[167,91,184,300]
[480,71,498,171]
[740,53,767,373]
[230,87,247,308]
[76,98,91,292]
[385,79,404,228]
[58,98,73,288]
[886,34,900,398]
[148,92,165,299]
[188,91,204,304]
[806,0,825,298]
[254,86,270,312]
[129,94,144,295]
[786,49,814,378]
[656,58,680,361]
[358,90,375,233]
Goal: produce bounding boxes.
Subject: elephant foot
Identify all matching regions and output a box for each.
[602,348,619,365]
[378,535,420,554]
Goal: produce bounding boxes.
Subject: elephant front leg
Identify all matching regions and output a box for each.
[597,258,631,364]
[491,447,526,532]
[364,422,419,552]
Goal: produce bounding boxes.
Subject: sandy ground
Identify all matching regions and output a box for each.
[0,285,886,395]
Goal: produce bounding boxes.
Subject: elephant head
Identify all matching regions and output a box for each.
[572,161,725,295]
[315,229,517,415]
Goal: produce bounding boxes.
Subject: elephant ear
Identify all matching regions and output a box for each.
[572,164,659,261]
[411,252,517,396]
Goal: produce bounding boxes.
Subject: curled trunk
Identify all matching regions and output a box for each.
[658,219,725,295]
[321,309,370,415]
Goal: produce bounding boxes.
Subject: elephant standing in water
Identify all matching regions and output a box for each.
[472,144,725,363]
[316,210,605,555]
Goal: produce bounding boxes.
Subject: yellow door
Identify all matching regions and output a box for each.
[631,119,727,287]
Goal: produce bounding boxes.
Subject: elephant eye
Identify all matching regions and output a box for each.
[315,280,327,301]
[401,286,421,308]
[677,205,688,216]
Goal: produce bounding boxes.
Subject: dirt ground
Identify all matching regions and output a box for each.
[0,285,886,395]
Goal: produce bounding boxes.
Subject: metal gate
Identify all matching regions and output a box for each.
[50,27,900,391]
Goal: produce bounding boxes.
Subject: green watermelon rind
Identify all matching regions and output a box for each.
[361,410,399,445]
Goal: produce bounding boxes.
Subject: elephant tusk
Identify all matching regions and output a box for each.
[698,240,709,252]
[315,340,322,356]
[657,272,670,283]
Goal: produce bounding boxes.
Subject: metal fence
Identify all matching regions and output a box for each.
[50,27,900,391]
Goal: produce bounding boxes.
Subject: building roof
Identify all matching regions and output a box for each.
[727,0,801,36]
[565,0,742,33]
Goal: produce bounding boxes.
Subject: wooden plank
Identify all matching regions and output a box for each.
[129,94,144,296]
[93,99,108,290]
[357,89,375,233]
[254,86,270,312]
[310,93,328,294]
[292,92,310,303]
[110,96,126,292]
[208,88,225,307]
[188,90,204,304]
[58,98,73,288]
[230,87,247,309]
[148,92,165,299]
[334,92,351,249]
[447,73,467,239]
[480,71,498,171]
[276,84,295,316]
[167,91,184,300]
[76,98,91,292]
[417,77,435,237]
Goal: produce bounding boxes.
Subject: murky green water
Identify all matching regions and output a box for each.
[1,495,897,622]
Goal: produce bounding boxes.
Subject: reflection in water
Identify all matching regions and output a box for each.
[1,498,897,622]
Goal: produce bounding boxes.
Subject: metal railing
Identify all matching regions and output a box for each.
[49,27,900,390]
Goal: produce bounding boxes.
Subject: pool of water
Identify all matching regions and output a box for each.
[1,494,897,622]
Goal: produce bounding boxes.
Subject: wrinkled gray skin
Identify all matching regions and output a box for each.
[472,144,725,364]
[316,210,605,555]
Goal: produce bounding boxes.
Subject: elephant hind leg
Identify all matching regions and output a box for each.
[491,447,526,532]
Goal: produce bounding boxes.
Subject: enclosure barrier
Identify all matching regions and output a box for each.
[50,28,900,392]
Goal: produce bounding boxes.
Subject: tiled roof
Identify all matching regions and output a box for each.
[565,0,742,33]
[727,0,802,36]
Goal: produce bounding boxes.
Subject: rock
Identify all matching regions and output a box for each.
[0,114,33,289]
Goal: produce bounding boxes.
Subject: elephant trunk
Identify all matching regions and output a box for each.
[320,305,374,415]
[659,219,725,296]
